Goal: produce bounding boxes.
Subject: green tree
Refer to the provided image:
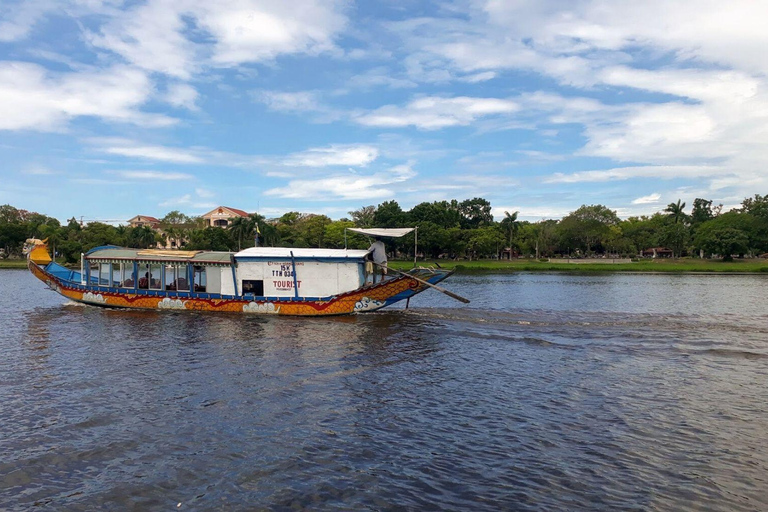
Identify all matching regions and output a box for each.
[323,220,357,249]
[415,221,451,258]
[557,204,621,254]
[465,226,505,259]
[459,197,493,229]
[694,226,749,261]
[124,226,157,249]
[297,214,331,247]
[185,227,236,251]
[228,216,250,250]
[741,194,768,219]
[348,206,376,228]
[664,199,688,224]
[499,211,520,252]
[373,200,406,227]
[409,200,461,229]
[690,198,716,226]
[661,222,688,258]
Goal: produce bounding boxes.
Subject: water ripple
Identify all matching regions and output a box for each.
[1,270,767,510]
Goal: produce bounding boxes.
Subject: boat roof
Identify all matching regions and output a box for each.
[84,245,371,263]
[347,227,415,238]
[85,246,233,264]
[235,247,370,259]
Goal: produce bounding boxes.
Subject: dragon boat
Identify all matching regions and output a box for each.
[24,231,458,316]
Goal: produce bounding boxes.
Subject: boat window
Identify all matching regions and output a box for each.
[149,264,162,290]
[122,263,136,288]
[99,263,111,287]
[176,265,190,291]
[88,261,99,285]
[112,262,123,287]
[138,263,150,289]
[165,264,189,291]
[242,280,264,296]
[194,266,206,292]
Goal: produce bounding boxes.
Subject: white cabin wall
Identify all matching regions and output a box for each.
[233,260,365,297]
[219,267,235,295]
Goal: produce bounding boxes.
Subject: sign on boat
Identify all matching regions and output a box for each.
[23,229,461,316]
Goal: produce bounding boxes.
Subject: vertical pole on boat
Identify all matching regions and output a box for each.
[413,227,418,268]
[80,253,85,284]
[230,254,239,296]
[289,251,299,299]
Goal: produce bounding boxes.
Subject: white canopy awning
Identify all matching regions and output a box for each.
[347,227,415,238]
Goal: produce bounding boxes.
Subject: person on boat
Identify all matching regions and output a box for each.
[368,237,387,283]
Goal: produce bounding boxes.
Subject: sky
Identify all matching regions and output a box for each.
[2,0,768,223]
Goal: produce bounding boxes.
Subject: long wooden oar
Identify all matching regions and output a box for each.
[376,262,470,304]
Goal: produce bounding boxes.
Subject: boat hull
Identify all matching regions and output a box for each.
[29,260,452,316]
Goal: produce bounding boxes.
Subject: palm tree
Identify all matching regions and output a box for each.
[500,211,520,257]
[227,216,250,250]
[665,199,687,224]
[128,226,157,249]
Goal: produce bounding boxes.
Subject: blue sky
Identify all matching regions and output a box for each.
[2,0,767,223]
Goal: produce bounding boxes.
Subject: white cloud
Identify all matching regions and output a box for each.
[347,67,418,89]
[198,0,347,67]
[113,170,193,180]
[195,187,215,198]
[459,71,497,83]
[164,83,199,110]
[282,144,379,167]
[0,0,62,42]
[381,1,768,202]
[89,138,204,164]
[160,194,193,207]
[265,164,416,200]
[159,192,216,209]
[254,90,322,112]
[86,1,197,79]
[22,165,57,175]
[492,205,571,222]
[355,96,519,130]
[0,62,174,131]
[631,193,661,205]
[545,165,722,184]
[86,0,348,78]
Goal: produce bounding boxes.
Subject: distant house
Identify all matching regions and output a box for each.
[127,215,160,229]
[201,206,250,228]
[641,247,673,258]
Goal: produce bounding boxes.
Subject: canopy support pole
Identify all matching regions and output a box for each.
[414,227,418,268]
[290,251,299,299]
[230,254,238,297]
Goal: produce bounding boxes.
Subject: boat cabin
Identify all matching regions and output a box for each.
[82,246,370,299]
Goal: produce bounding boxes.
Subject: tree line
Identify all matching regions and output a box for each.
[2,195,768,263]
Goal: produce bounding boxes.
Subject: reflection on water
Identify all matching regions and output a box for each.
[1,269,768,511]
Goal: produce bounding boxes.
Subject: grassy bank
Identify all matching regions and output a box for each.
[0,259,29,269]
[390,258,768,273]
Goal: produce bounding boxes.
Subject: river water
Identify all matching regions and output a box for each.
[1,269,767,511]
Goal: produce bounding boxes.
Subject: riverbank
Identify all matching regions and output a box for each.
[391,258,768,273]
[0,260,29,269]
